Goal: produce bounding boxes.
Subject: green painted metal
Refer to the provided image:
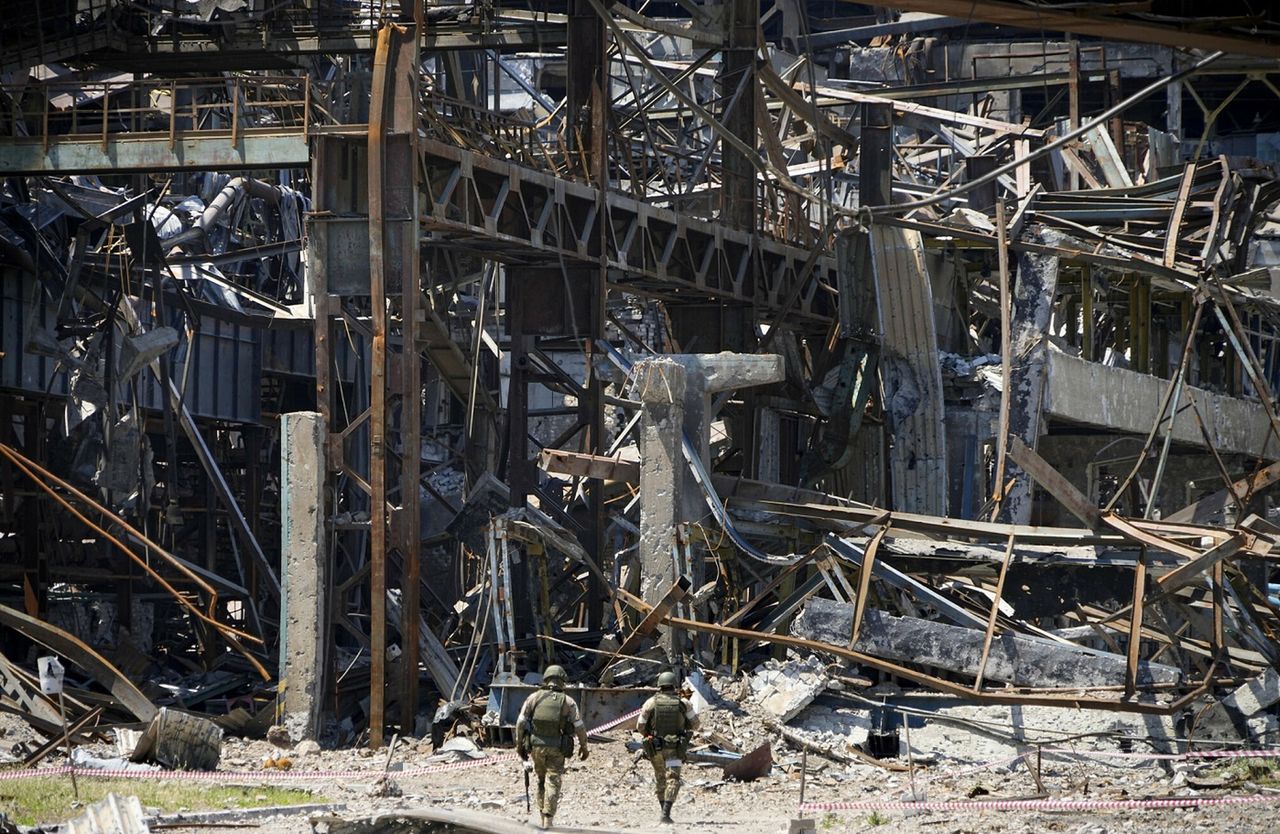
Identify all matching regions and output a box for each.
[0,131,309,175]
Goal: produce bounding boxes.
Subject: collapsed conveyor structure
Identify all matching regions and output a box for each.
[1,0,1280,757]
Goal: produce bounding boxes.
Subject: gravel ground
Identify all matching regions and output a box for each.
[8,684,1280,834]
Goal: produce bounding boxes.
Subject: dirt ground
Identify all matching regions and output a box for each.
[181,699,1280,834]
[154,736,1280,834]
[7,686,1280,833]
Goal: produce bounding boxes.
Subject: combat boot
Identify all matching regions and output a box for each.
[660,800,674,823]
[541,812,553,829]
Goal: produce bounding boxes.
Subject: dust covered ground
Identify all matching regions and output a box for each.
[7,678,1280,833]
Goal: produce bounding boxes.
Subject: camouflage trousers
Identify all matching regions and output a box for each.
[649,751,684,803]
[531,746,567,817]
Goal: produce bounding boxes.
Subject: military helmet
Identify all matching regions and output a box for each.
[543,664,567,683]
[657,670,678,690]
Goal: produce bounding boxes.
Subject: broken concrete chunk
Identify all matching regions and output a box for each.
[1221,667,1280,716]
[117,326,179,380]
[748,656,829,722]
[130,707,222,771]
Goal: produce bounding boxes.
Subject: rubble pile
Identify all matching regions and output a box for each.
[3,1,1280,832]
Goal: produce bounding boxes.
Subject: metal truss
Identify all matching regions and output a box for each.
[419,138,838,327]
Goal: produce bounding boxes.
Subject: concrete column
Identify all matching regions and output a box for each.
[279,411,328,741]
[999,236,1062,525]
[634,358,688,608]
[632,353,785,644]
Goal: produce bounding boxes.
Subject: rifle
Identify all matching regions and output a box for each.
[523,760,532,812]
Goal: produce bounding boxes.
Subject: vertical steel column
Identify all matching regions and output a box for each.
[570,0,608,632]
[859,103,893,209]
[367,26,394,749]
[720,0,758,232]
[505,278,532,509]
[399,9,424,736]
[1067,40,1080,192]
[965,155,998,213]
[721,0,761,478]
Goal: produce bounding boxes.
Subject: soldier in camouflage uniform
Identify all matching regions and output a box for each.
[516,665,589,829]
[638,670,699,823]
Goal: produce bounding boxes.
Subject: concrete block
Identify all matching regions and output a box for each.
[749,656,829,722]
[1221,668,1280,715]
[794,597,1180,689]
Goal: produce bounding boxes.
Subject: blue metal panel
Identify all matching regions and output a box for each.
[1,270,261,423]
[0,269,70,397]
[262,327,361,384]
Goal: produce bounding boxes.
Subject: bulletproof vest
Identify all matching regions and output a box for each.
[650,692,686,737]
[530,690,566,746]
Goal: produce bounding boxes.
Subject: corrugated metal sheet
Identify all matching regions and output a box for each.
[60,792,149,834]
[868,224,948,515]
[1,269,261,423]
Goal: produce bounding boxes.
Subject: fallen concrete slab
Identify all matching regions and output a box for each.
[793,597,1181,689]
[749,657,829,721]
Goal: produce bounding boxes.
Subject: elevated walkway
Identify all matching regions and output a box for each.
[0,77,310,175]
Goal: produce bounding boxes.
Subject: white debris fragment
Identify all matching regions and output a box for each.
[748,657,829,722]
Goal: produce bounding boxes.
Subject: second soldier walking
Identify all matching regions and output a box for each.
[516,665,589,829]
[638,670,699,823]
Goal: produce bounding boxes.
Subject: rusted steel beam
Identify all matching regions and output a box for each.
[1005,436,1101,528]
[600,577,692,675]
[0,604,156,723]
[973,534,1016,692]
[22,706,103,767]
[1156,534,1246,594]
[537,448,640,483]
[1100,514,1200,560]
[991,198,1013,515]
[1124,547,1149,700]
[366,24,394,749]
[847,519,889,648]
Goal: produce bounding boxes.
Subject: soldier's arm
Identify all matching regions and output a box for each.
[566,697,589,746]
[516,691,538,744]
[683,699,700,732]
[637,698,655,734]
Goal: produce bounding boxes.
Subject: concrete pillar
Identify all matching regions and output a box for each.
[279,411,328,741]
[634,358,687,610]
[632,353,785,646]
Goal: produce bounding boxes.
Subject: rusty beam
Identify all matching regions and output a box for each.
[367,24,395,749]
[537,448,641,483]
[601,576,692,675]
[1124,547,1149,700]
[0,604,156,723]
[1156,534,1247,594]
[1006,436,1101,528]
[973,534,1016,692]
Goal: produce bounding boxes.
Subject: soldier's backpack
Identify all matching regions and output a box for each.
[529,690,574,756]
[648,693,689,757]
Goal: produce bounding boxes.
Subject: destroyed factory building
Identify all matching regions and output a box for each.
[2,1,1280,832]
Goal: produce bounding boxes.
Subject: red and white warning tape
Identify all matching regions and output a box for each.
[0,708,643,783]
[917,744,1280,786]
[1042,746,1280,761]
[800,794,1280,813]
